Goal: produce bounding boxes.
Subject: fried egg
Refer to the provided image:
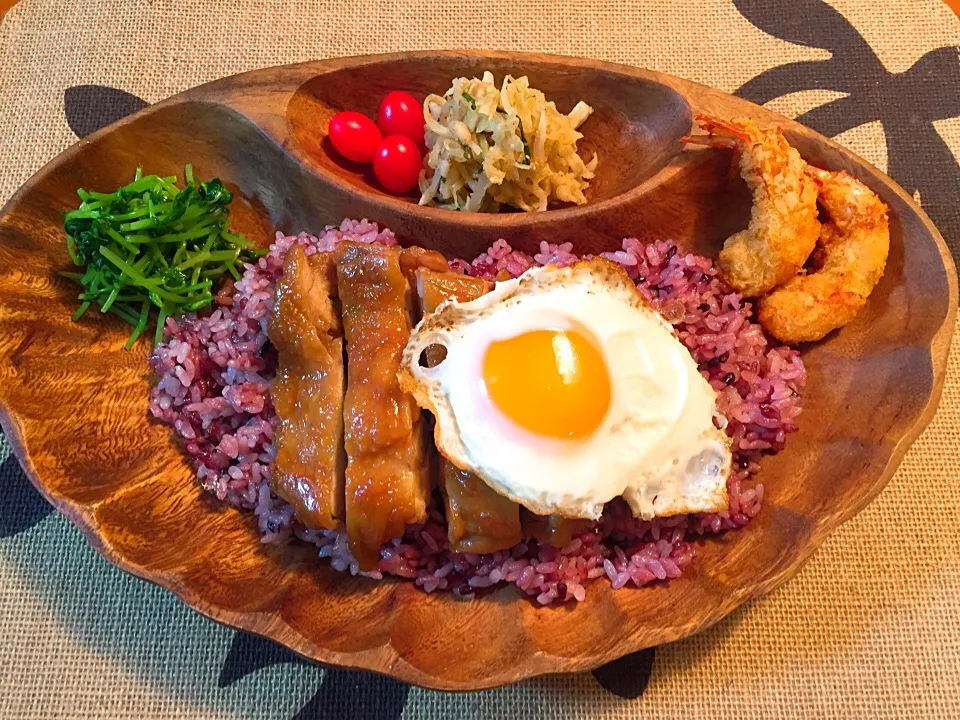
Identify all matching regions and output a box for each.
[398,258,731,521]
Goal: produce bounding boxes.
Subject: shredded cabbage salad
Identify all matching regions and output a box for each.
[419,72,597,212]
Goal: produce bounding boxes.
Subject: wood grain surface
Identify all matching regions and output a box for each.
[0,51,955,690]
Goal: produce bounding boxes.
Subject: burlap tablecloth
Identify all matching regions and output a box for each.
[1,1,959,717]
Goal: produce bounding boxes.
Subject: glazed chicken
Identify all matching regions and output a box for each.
[416,269,523,554]
[268,246,346,530]
[336,242,434,569]
[270,242,590,565]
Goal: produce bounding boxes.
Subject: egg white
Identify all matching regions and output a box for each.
[399,259,731,521]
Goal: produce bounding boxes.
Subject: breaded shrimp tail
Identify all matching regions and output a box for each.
[758,168,890,343]
[682,115,821,297]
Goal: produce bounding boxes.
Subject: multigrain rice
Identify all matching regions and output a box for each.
[149,220,805,603]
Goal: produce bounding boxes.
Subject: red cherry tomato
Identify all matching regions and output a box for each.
[373,135,422,194]
[327,111,382,163]
[377,91,425,147]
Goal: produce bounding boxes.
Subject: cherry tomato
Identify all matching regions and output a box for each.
[327,111,382,163]
[377,91,425,147]
[373,135,422,194]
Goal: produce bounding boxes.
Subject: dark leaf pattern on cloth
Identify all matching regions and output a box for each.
[0,447,53,538]
[64,85,148,138]
[591,647,657,698]
[295,669,410,720]
[217,631,305,687]
[733,0,960,269]
[218,632,409,719]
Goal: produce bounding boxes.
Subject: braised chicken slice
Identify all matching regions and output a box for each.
[521,512,590,549]
[268,246,345,530]
[400,245,450,282]
[336,242,430,569]
[416,269,523,554]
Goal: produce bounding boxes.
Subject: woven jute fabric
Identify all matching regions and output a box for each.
[1,1,959,717]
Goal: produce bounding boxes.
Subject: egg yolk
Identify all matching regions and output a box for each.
[482,329,611,439]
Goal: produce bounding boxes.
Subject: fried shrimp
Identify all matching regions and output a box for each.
[681,115,820,297]
[757,167,890,343]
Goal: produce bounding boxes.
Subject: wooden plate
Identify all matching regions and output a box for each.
[0,51,955,690]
